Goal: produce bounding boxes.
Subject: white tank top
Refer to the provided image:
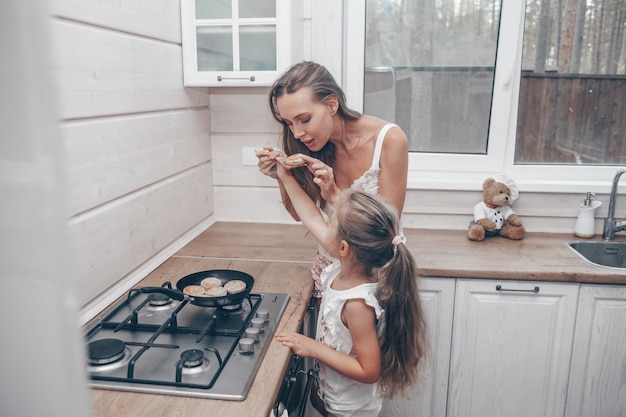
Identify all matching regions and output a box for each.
[318,123,401,259]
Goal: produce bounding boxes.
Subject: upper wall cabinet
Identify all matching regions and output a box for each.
[180,0,303,87]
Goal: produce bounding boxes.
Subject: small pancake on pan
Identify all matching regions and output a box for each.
[204,286,227,297]
[200,277,222,289]
[183,285,206,296]
[224,279,246,294]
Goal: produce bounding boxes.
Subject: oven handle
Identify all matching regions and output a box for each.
[272,365,315,417]
[296,369,315,417]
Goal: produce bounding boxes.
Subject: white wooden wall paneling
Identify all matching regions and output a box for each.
[70,163,214,306]
[50,0,182,44]
[214,186,296,224]
[64,108,211,216]
[210,87,280,133]
[52,19,209,120]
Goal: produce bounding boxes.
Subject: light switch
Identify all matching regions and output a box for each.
[242,147,258,166]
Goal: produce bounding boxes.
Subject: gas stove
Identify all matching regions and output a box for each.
[84,281,289,400]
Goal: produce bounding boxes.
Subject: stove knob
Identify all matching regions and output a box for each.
[245,327,260,342]
[239,338,255,354]
[256,309,270,321]
[251,317,265,330]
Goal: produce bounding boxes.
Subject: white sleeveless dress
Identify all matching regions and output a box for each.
[315,260,385,416]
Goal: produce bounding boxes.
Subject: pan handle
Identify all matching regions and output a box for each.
[131,286,190,301]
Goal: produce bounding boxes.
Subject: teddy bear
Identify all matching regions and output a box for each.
[467,175,526,241]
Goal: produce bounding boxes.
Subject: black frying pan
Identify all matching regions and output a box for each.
[134,269,254,307]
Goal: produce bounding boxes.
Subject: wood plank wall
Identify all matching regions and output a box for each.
[50,0,213,312]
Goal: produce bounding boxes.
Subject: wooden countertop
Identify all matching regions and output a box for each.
[181,222,625,283]
[89,222,625,417]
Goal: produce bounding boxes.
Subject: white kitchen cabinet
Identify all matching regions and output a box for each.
[565,284,626,417]
[180,0,303,86]
[447,279,579,417]
[380,277,456,417]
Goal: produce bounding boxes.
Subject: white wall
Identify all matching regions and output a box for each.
[48,0,214,320]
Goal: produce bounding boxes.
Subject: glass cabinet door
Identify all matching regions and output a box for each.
[182,0,293,86]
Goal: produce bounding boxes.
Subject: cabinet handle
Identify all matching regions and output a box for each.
[217,75,256,82]
[495,284,540,293]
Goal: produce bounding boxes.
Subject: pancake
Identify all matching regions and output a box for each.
[224,279,246,294]
[183,285,206,296]
[204,286,227,297]
[200,277,222,289]
[277,154,306,168]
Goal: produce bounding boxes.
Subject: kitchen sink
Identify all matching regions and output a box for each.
[567,240,626,269]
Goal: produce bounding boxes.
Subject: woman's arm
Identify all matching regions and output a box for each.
[274,299,381,384]
[378,126,408,216]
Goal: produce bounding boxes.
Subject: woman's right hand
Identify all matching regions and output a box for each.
[255,147,282,179]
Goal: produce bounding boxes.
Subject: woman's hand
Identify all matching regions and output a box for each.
[255,147,284,179]
[301,155,342,204]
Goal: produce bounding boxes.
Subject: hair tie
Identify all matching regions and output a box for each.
[392,235,404,246]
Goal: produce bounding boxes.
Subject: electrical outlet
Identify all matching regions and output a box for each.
[241,147,258,166]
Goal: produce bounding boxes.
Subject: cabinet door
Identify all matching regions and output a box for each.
[181,0,302,86]
[380,277,455,417]
[448,279,579,417]
[565,284,626,417]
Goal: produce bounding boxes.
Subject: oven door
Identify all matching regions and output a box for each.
[272,297,317,417]
[272,354,314,417]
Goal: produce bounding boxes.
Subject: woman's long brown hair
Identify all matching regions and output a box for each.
[269,61,361,214]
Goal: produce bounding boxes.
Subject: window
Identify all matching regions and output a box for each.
[345,0,626,191]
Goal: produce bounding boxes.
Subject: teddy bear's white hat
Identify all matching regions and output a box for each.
[494,173,519,203]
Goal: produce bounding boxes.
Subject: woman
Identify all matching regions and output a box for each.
[256,61,409,299]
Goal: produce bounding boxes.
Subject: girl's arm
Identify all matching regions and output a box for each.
[256,147,303,221]
[302,156,342,206]
[274,299,381,384]
[276,163,330,250]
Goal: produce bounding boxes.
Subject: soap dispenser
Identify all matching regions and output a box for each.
[574,192,602,238]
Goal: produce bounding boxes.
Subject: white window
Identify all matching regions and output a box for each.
[344,0,626,192]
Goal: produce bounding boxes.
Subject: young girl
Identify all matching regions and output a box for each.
[274,163,427,417]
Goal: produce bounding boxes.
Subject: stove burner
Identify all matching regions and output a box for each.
[220,302,243,311]
[142,293,177,314]
[148,293,172,307]
[88,338,126,365]
[176,349,211,376]
[180,349,205,368]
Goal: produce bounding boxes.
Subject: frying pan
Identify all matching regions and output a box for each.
[134,269,254,307]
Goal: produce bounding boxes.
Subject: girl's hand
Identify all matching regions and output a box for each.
[300,155,342,204]
[256,147,284,179]
[274,330,317,358]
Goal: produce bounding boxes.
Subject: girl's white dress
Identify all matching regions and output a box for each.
[315,260,385,417]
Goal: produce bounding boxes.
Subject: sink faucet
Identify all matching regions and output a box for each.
[603,168,626,240]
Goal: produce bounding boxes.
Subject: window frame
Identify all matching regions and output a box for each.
[342,0,622,193]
